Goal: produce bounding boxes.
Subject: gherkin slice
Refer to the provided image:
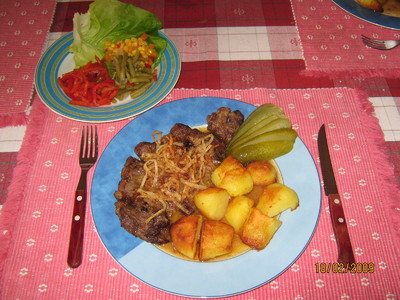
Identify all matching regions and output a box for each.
[227,128,297,152]
[229,138,297,164]
[226,103,298,163]
[230,104,284,144]
[227,117,292,151]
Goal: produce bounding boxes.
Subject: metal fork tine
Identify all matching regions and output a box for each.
[361,35,400,50]
[88,126,93,158]
[94,126,98,159]
[82,126,97,159]
[361,35,382,46]
[86,127,91,159]
[79,127,86,158]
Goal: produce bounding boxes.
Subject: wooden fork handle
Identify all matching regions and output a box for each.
[67,189,87,268]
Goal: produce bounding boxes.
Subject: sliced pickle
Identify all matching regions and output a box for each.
[261,117,292,132]
[228,113,285,147]
[230,139,297,164]
[227,117,292,151]
[227,128,297,154]
[230,104,284,144]
[226,103,298,163]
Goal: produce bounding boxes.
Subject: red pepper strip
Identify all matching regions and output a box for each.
[92,81,119,106]
[58,59,119,107]
[140,33,148,41]
[69,100,92,107]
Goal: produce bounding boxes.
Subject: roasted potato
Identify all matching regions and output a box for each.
[224,195,254,233]
[170,215,203,259]
[256,183,299,217]
[219,167,254,196]
[240,208,282,250]
[211,155,254,196]
[199,219,235,261]
[194,187,230,220]
[211,155,244,187]
[246,160,277,185]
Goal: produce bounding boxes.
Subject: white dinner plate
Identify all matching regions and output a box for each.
[90,97,321,298]
[333,0,400,30]
[34,31,181,122]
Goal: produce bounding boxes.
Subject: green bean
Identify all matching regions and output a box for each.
[126,70,132,82]
[119,54,128,82]
[135,72,153,77]
[131,82,146,90]
[110,53,157,100]
[130,76,152,83]
[141,67,153,74]
[115,90,131,100]
[113,56,121,80]
[130,80,153,98]
[127,58,136,77]
[133,50,140,63]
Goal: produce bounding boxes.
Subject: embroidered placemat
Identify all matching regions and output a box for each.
[291,0,400,78]
[0,0,56,127]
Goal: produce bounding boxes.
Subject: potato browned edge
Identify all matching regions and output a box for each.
[199,220,235,261]
[170,215,203,259]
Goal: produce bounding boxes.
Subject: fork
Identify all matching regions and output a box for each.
[68,126,98,268]
[361,35,400,50]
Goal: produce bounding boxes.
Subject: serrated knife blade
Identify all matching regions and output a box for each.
[318,124,355,265]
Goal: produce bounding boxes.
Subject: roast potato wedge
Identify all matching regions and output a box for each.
[199,220,235,261]
[224,195,254,233]
[194,187,230,220]
[246,160,277,186]
[211,155,244,187]
[240,208,282,250]
[170,215,203,259]
[256,183,299,217]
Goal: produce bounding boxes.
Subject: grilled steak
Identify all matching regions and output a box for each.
[114,107,244,244]
[114,157,171,244]
[207,107,244,144]
[115,196,171,244]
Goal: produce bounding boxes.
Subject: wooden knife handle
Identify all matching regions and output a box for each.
[328,194,355,265]
[67,190,87,268]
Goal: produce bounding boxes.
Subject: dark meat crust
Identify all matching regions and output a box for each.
[114,157,145,200]
[115,198,171,244]
[134,142,156,160]
[169,123,226,161]
[207,107,244,144]
[135,123,227,162]
[114,157,171,244]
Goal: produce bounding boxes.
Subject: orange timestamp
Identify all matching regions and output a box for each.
[315,262,375,273]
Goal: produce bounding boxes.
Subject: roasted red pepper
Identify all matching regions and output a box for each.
[58,58,119,107]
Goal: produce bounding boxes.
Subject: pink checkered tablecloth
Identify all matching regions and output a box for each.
[0,87,399,299]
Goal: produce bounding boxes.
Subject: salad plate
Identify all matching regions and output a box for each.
[34,31,181,122]
[90,97,321,298]
[333,0,400,30]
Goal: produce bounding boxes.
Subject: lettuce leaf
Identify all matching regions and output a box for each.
[70,0,166,67]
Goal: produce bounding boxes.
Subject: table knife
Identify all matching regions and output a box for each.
[318,124,355,265]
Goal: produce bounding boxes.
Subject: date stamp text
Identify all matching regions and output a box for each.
[315,262,375,273]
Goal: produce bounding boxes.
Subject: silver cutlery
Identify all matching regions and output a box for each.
[318,125,355,265]
[68,126,98,268]
[361,35,400,50]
